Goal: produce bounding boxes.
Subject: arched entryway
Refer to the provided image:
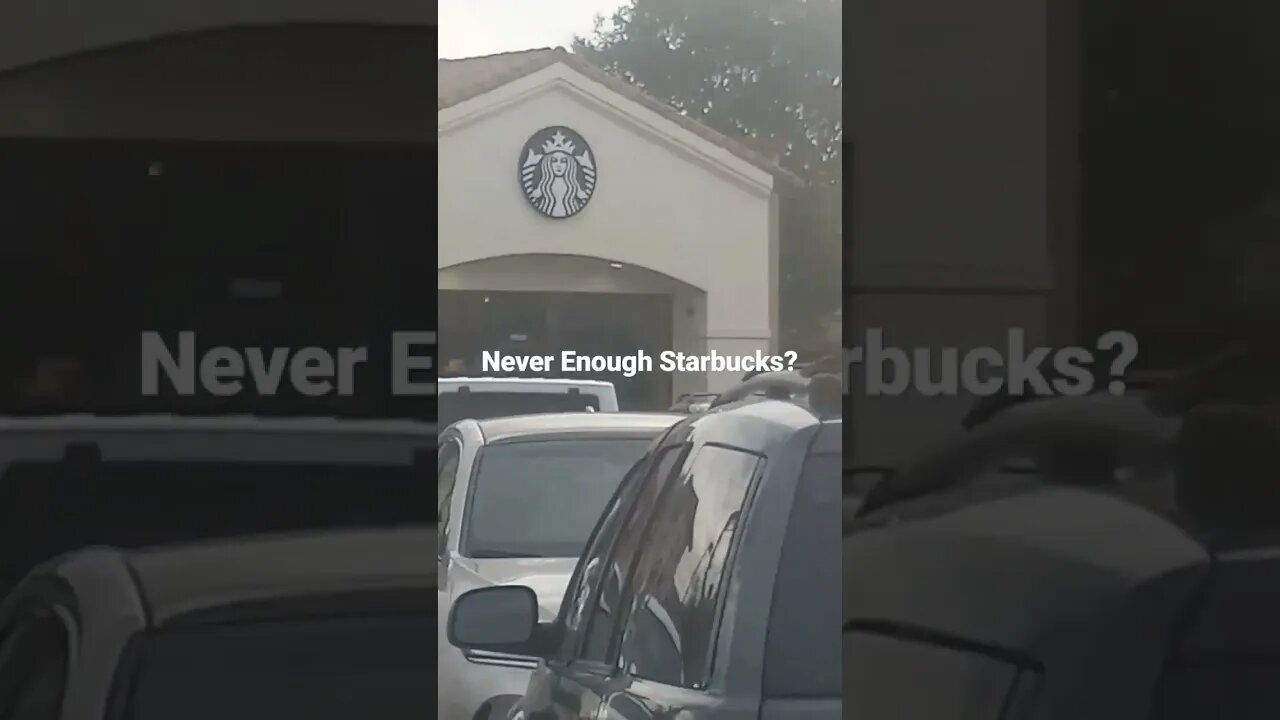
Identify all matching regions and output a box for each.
[439,254,707,410]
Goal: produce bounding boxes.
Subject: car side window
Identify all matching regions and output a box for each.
[616,445,762,689]
[437,439,462,554]
[557,461,639,660]
[577,443,690,666]
[0,612,71,720]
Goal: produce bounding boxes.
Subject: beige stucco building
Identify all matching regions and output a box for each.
[438,49,796,408]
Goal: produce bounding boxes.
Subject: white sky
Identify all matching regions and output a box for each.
[438,0,627,59]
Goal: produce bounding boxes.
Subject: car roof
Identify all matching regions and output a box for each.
[464,412,683,443]
[48,527,434,629]
[0,414,435,435]
[439,377,615,388]
[685,397,830,449]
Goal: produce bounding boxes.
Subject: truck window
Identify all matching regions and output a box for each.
[463,438,651,559]
[578,443,690,665]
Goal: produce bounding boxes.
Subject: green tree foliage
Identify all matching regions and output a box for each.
[574,0,843,354]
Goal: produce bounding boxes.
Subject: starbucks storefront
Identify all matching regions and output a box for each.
[438,49,792,409]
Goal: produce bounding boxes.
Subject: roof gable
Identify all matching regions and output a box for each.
[438,48,803,189]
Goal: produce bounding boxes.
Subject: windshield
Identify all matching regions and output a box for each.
[118,613,431,720]
[464,437,652,558]
[438,391,602,428]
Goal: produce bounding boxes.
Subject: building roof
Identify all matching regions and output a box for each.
[438,47,805,188]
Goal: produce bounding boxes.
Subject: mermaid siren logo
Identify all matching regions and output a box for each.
[519,126,597,219]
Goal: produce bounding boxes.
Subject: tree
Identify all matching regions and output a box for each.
[574,0,843,353]
[574,0,841,182]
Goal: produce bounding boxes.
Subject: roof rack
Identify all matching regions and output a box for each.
[708,371,842,417]
[709,371,809,408]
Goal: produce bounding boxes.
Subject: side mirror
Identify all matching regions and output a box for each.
[447,586,540,652]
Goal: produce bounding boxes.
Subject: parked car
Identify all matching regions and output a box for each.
[843,403,1280,718]
[446,379,841,720]
[438,377,619,428]
[0,527,433,720]
[437,412,682,720]
[0,414,434,594]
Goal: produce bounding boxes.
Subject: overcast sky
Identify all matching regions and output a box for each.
[438,0,627,59]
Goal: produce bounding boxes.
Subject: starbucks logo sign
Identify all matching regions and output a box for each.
[518,126,597,219]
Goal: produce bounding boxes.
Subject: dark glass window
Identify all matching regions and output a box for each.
[578,444,689,664]
[464,438,652,559]
[616,445,761,688]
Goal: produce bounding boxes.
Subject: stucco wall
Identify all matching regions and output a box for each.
[438,71,775,393]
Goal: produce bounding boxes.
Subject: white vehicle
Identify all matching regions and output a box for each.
[437,377,619,428]
[436,412,680,720]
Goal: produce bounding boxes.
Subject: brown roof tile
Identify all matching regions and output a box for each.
[437,47,803,189]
